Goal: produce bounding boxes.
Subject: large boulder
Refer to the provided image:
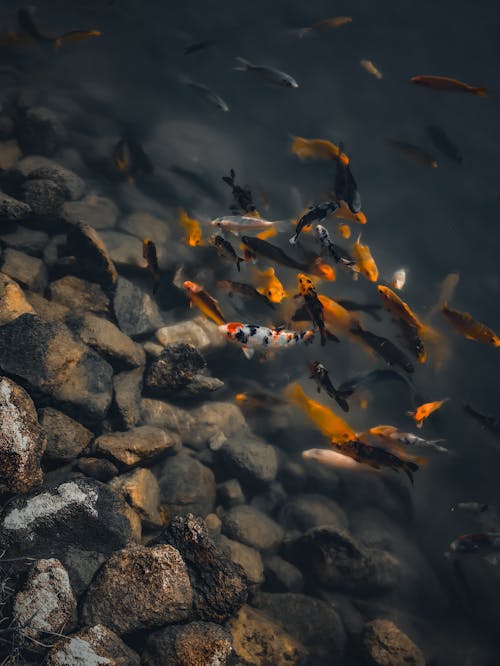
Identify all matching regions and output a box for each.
[143,621,232,666]
[359,619,425,666]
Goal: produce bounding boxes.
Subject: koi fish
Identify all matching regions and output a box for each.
[398,318,426,363]
[211,215,276,234]
[334,160,361,214]
[336,299,382,322]
[337,223,351,239]
[388,140,438,168]
[309,361,352,412]
[317,294,360,337]
[314,225,355,267]
[297,273,327,345]
[452,502,490,515]
[217,280,275,310]
[352,235,378,282]
[411,75,488,96]
[235,391,288,411]
[289,201,339,245]
[302,447,361,471]
[219,323,314,359]
[390,268,407,290]
[407,399,448,428]
[290,135,349,165]
[297,16,352,37]
[427,125,462,164]
[335,201,367,224]
[338,369,415,397]
[235,57,299,88]
[254,267,288,304]
[377,285,423,329]
[333,439,419,485]
[463,404,500,438]
[54,29,101,48]
[360,59,383,79]
[428,273,460,321]
[241,236,309,271]
[209,234,243,271]
[179,208,204,247]
[222,168,257,214]
[184,39,218,55]
[183,281,226,326]
[184,79,229,112]
[441,304,500,346]
[112,134,153,183]
[142,239,160,293]
[350,323,414,373]
[447,533,500,565]
[368,425,448,454]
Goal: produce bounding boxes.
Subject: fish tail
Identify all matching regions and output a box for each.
[404,461,419,485]
[334,393,351,413]
[236,257,244,272]
[235,56,252,71]
[474,86,488,97]
[289,233,299,245]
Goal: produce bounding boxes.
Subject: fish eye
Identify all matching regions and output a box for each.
[268,291,272,296]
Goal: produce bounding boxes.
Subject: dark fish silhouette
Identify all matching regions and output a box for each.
[309,361,353,412]
[350,323,414,373]
[427,125,462,164]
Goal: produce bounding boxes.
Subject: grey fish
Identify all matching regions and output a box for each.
[185,79,229,111]
[235,57,299,88]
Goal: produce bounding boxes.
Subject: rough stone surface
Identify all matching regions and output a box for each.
[22,178,66,217]
[16,107,66,157]
[140,398,193,437]
[360,619,425,666]
[1,247,48,292]
[156,315,225,352]
[143,621,233,666]
[39,407,93,462]
[228,605,307,666]
[13,558,76,642]
[13,155,85,201]
[218,434,279,488]
[185,401,248,450]
[262,556,304,593]
[0,272,35,326]
[109,467,162,527]
[0,191,31,222]
[160,514,248,623]
[118,211,169,244]
[113,276,164,337]
[280,494,348,532]
[94,426,179,469]
[49,275,110,315]
[154,450,215,519]
[217,478,246,508]
[81,545,193,635]
[46,624,140,665]
[0,314,113,423]
[99,230,143,268]
[222,505,284,552]
[0,376,46,493]
[217,534,264,585]
[0,225,49,255]
[25,290,69,322]
[76,457,119,482]
[61,195,119,230]
[66,224,118,293]
[112,368,143,430]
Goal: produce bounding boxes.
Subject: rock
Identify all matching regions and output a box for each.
[1,248,48,292]
[26,291,69,322]
[16,106,66,156]
[154,450,215,519]
[61,195,118,230]
[22,178,66,217]
[217,478,246,508]
[109,468,162,527]
[81,545,193,635]
[228,605,307,666]
[284,527,400,594]
[262,556,303,593]
[0,272,35,326]
[12,558,76,642]
[140,399,193,436]
[217,534,264,585]
[112,368,143,430]
[94,426,179,469]
[49,275,110,315]
[66,224,118,293]
[0,225,49,255]
[45,624,140,666]
[0,376,46,494]
[280,494,348,533]
[113,276,163,337]
[118,211,169,244]
[185,401,248,450]
[0,478,140,565]
[302,455,341,497]
[360,619,425,666]
[143,621,232,666]
[69,313,145,369]
[218,435,278,489]
[0,314,113,423]
[143,341,164,357]
[76,456,119,482]
[0,139,22,169]
[222,505,284,552]
[98,230,143,268]
[12,156,86,201]
[39,407,93,462]
[0,191,31,223]
[251,482,287,515]
[156,315,225,352]
[160,514,248,623]
[205,512,222,536]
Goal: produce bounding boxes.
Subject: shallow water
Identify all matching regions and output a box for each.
[1,0,500,663]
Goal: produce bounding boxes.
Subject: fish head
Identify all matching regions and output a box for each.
[183,280,201,293]
[219,322,246,342]
[297,273,313,294]
[315,224,328,239]
[450,534,486,554]
[302,330,315,345]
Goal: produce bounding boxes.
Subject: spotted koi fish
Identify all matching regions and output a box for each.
[219,322,314,359]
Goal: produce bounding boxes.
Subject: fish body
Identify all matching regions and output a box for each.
[411,75,488,96]
[298,16,352,36]
[333,439,419,484]
[184,39,217,55]
[350,323,414,373]
[317,294,359,336]
[448,533,500,564]
[427,125,462,164]
[369,425,448,453]
[353,236,378,282]
[428,273,460,320]
[360,59,382,79]
[338,369,413,395]
[335,201,367,224]
[217,280,275,309]
[220,323,314,359]
[179,208,204,246]
[212,215,274,233]
[314,225,355,266]
[183,281,226,326]
[112,135,153,182]
[337,223,351,239]
[290,136,349,165]
[335,162,361,213]
[302,448,360,470]
[241,236,309,270]
[441,304,500,346]
[235,57,298,88]
[235,392,287,410]
[398,318,426,363]
[142,239,160,292]
[297,274,327,345]
[390,268,407,290]
[389,140,438,168]
[210,234,243,271]
[452,502,489,514]
[377,285,423,329]
[254,267,287,304]
[309,361,352,412]
[407,399,448,428]
[336,299,382,322]
[463,404,500,436]
[185,80,229,111]
[55,29,101,48]
[222,169,256,214]
[289,201,339,245]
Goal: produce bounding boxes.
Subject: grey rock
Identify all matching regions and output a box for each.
[109,467,162,527]
[118,211,169,244]
[0,272,35,326]
[49,275,110,315]
[154,450,215,519]
[185,401,248,450]
[25,291,69,322]
[61,195,118,230]
[0,191,31,223]
[81,545,193,635]
[46,624,140,666]
[360,619,425,666]
[39,406,93,462]
[280,494,348,532]
[1,247,48,292]
[13,558,76,643]
[94,426,179,469]
[16,106,66,156]
[262,556,304,593]
[205,512,222,536]
[218,434,278,488]
[113,276,163,337]
[0,314,113,423]
[22,178,65,217]
[76,457,119,482]
[42,233,66,267]
[140,398,193,436]
[222,505,284,552]
[156,315,225,352]
[0,225,49,255]
[217,478,246,508]
[62,548,108,598]
[99,230,143,268]
[143,621,232,666]
[250,482,287,515]
[160,513,248,623]
[112,367,143,430]
[13,155,85,201]
[0,376,46,494]
[66,224,118,293]
[216,534,264,585]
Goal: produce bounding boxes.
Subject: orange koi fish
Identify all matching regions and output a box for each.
[410,75,488,96]
[290,135,349,165]
[407,399,448,429]
[183,281,225,325]
[441,304,500,346]
[352,235,378,282]
[179,208,204,247]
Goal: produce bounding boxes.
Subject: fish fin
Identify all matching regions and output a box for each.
[404,466,415,485]
[334,395,350,413]
[316,386,321,394]
[474,87,488,97]
[242,347,255,360]
[235,56,252,71]
[236,257,243,272]
[483,554,498,565]
[289,234,298,245]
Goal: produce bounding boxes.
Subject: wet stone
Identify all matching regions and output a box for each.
[112,367,143,430]
[360,619,425,666]
[0,139,22,170]
[12,558,76,643]
[1,247,48,292]
[94,426,179,469]
[12,155,86,201]
[99,230,144,268]
[216,534,264,585]
[25,290,69,322]
[16,106,66,156]
[0,376,46,494]
[66,223,118,293]
[61,194,119,230]
[205,512,222,536]
[218,433,279,488]
[279,494,348,532]
[81,545,193,635]
[221,505,284,552]
[0,191,31,223]
[143,621,233,666]
[76,457,119,482]
[109,467,162,527]
[0,225,49,255]
[49,275,110,315]
[118,211,169,244]
[22,178,66,217]
[113,276,164,337]
[156,315,225,352]
[39,406,93,462]
[185,401,248,450]
[0,272,35,326]
[217,478,246,508]
[262,555,304,593]
[45,624,140,666]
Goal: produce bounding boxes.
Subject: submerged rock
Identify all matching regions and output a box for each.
[16,107,66,157]
[0,376,46,493]
[216,534,264,585]
[221,505,284,552]
[0,191,31,223]
[61,194,119,230]
[94,426,179,469]
[217,478,246,508]
[12,558,76,643]
[359,619,425,666]
[143,621,233,666]
[45,624,140,666]
[12,155,85,201]
[118,211,169,244]
[279,494,348,533]
[0,272,35,327]
[156,315,225,352]
[160,513,248,623]
[76,457,119,482]
[112,367,143,430]
[66,223,118,293]
[39,406,93,462]
[81,545,193,635]
[22,178,66,217]
[217,434,279,488]
[109,467,162,527]
[113,276,164,337]
[1,247,48,292]
[49,275,110,315]
[262,555,304,593]
[0,224,49,255]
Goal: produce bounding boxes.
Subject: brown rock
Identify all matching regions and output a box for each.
[46,624,140,665]
[25,291,69,322]
[76,457,119,482]
[0,190,31,222]
[61,194,119,230]
[0,225,49,256]
[49,275,110,315]
[360,619,425,666]
[1,248,48,292]
[39,407,93,462]
[66,223,118,293]
[222,505,284,552]
[109,468,162,527]
[143,621,232,666]
[0,272,35,326]
[81,545,193,635]
[217,534,264,585]
[112,368,143,430]
[93,426,179,469]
